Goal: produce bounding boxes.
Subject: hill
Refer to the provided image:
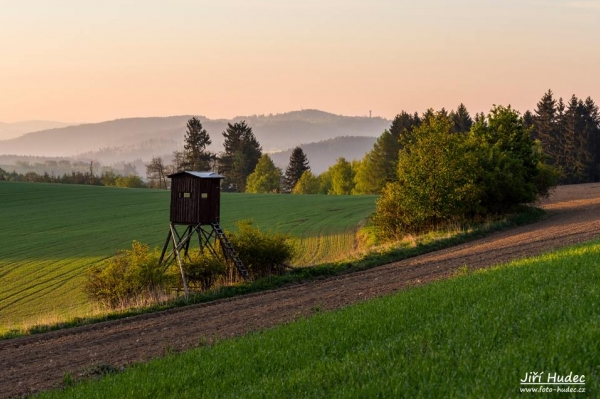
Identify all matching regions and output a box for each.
[270,136,377,174]
[0,111,389,165]
[0,120,71,141]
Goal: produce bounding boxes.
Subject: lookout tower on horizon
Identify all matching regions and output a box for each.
[158,171,249,296]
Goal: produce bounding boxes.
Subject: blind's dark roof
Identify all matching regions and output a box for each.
[167,171,224,179]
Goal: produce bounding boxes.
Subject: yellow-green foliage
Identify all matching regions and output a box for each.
[228,221,295,278]
[180,249,227,292]
[291,232,357,266]
[292,170,320,194]
[84,241,173,309]
[245,154,281,193]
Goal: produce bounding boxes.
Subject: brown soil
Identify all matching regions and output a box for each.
[2,183,600,398]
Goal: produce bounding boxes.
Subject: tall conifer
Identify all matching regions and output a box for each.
[283,147,310,192]
[183,117,214,171]
[450,103,473,133]
[533,90,559,166]
[219,121,262,192]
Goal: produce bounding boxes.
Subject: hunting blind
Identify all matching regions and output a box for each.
[158,171,248,296]
[169,171,222,224]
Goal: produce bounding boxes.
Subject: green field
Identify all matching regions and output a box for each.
[36,238,600,398]
[0,181,376,330]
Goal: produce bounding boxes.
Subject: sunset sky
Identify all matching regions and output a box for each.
[1,0,599,123]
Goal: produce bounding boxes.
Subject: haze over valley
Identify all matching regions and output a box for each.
[0,110,387,175]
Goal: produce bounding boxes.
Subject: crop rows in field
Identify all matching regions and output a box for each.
[0,182,376,329]
[291,232,358,266]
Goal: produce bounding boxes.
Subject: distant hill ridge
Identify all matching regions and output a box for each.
[270,136,377,174]
[0,110,389,161]
[0,120,71,141]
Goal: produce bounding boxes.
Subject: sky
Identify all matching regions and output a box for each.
[1,0,599,123]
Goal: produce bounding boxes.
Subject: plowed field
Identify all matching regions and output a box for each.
[2,183,600,398]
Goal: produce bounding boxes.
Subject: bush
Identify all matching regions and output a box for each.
[85,241,173,308]
[85,224,296,308]
[180,249,227,291]
[114,175,145,188]
[228,220,295,278]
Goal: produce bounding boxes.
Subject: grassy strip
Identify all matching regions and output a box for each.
[37,235,600,398]
[1,206,545,340]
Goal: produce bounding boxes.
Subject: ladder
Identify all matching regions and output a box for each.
[211,223,250,280]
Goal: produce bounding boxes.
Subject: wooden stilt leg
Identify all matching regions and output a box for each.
[170,223,189,298]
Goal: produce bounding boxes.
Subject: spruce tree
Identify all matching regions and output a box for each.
[450,103,473,133]
[533,90,559,166]
[389,111,420,142]
[283,147,310,192]
[219,121,262,192]
[183,117,214,171]
[523,110,534,130]
[556,97,567,168]
[583,97,600,181]
[561,95,593,183]
[474,112,486,125]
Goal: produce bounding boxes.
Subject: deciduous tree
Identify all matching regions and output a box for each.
[328,157,354,195]
[246,154,281,193]
[471,105,549,212]
[145,156,167,189]
[292,170,320,194]
[354,111,420,195]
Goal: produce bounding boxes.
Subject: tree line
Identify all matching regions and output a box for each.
[0,166,145,188]
[160,90,596,197]
[282,90,599,196]
[525,90,600,184]
[159,90,597,238]
[148,116,377,195]
[146,117,297,193]
[373,106,557,238]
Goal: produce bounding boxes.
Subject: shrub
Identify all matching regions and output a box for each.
[228,220,295,278]
[114,175,145,188]
[85,241,173,308]
[180,249,227,292]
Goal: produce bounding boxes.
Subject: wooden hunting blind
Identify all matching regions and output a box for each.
[168,171,223,224]
[158,171,248,296]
